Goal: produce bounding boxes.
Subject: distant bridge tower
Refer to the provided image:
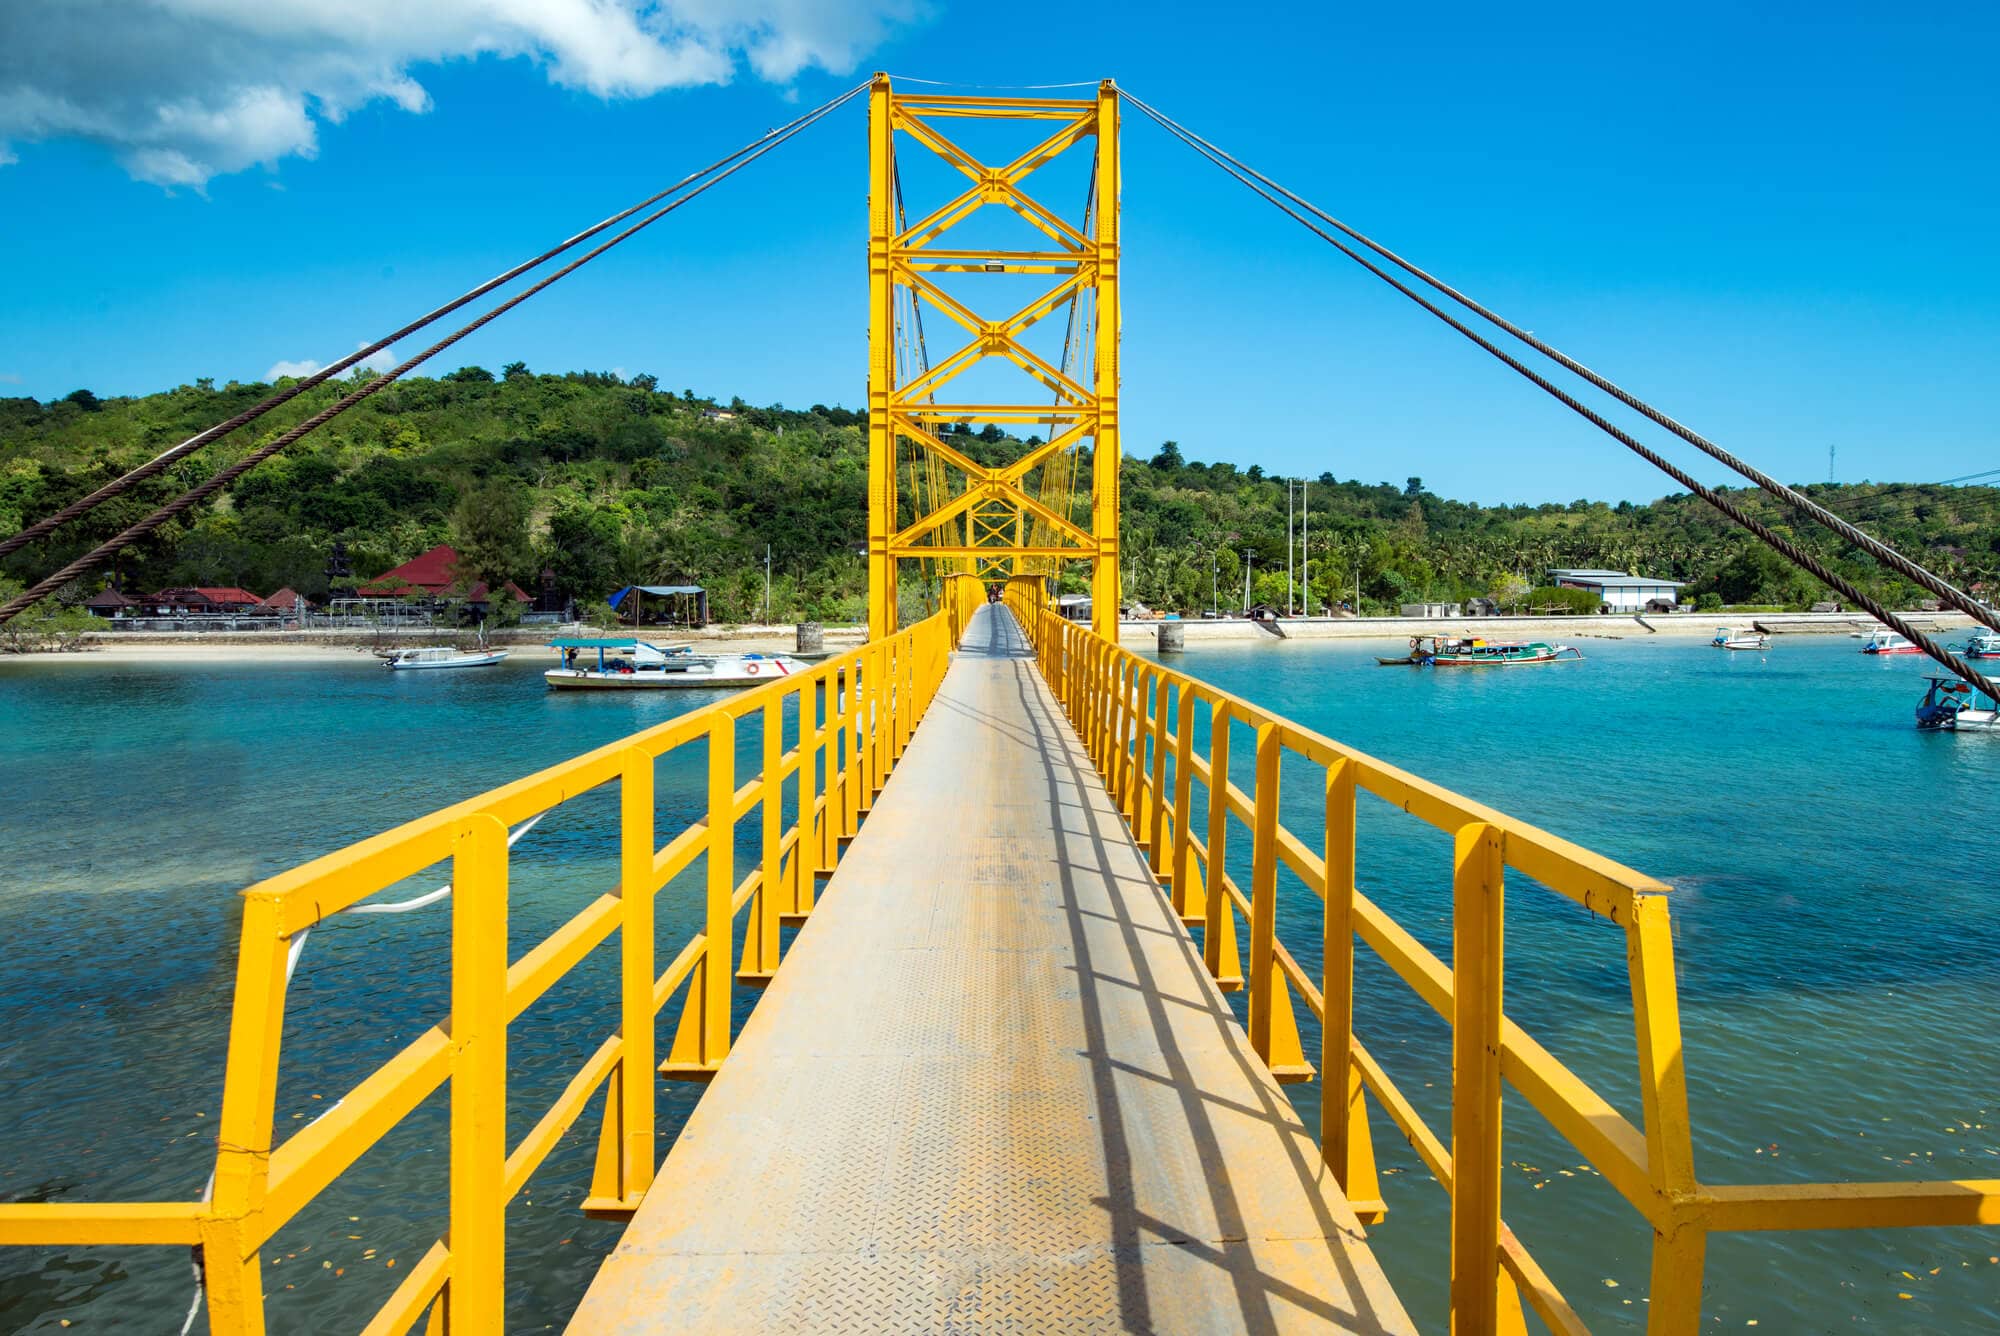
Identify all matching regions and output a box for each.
[866,74,1121,639]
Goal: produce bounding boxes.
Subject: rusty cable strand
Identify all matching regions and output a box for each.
[1125,96,2000,702]
[0,83,869,563]
[0,83,867,625]
[1122,87,2000,641]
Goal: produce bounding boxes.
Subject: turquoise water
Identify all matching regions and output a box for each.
[1,635,1996,1331]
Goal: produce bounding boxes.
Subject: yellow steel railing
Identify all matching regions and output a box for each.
[0,611,961,1334]
[1003,577,2000,1336]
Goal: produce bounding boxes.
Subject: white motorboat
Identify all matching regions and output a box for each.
[1916,677,2000,732]
[383,645,509,671]
[544,638,805,690]
[1710,627,1768,651]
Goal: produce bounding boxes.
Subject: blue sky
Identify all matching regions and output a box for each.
[1,1,1995,504]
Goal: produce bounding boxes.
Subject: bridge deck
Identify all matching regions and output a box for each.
[567,606,1413,1333]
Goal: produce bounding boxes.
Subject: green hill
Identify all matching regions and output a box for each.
[3,368,1994,622]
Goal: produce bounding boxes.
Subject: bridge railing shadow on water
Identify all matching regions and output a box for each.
[0,595,982,1334]
[999,575,2000,1336]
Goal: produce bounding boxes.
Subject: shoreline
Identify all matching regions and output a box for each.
[1116,610,1978,645]
[1,612,1975,663]
[1,622,860,663]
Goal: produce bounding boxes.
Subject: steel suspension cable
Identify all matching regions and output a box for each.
[1122,88,2000,642]
[0,86,868,563]
[0,82,867,625]
[1123,94,2000,700]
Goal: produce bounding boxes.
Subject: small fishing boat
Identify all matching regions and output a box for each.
[1948,630,2000,660]
[1711,627,1769,651]
[1915,677,2000,732]
[544,638,805,690]
[382,645,509,671]
[1378,635,1583,667]
[1861,630,1922,655]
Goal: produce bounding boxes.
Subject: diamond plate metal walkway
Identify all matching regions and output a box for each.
[566,605,1415,1334]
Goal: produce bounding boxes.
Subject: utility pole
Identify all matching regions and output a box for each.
[1210,553,1218,618]
[1243,550,1253,614]
[1287,480,1295,615]
[763,544,772,624]
[1301,480,1309,616]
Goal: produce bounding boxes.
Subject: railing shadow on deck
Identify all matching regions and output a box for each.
[999,575,2000,1336]
[0,601,980,1334]
[998,630,1407,1336]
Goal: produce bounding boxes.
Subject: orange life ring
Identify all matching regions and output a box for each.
[746,662,760,676]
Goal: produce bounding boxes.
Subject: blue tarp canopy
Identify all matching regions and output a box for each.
[608,584,703,608]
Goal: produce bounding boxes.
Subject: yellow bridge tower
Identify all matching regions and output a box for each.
[866,74,1121,640]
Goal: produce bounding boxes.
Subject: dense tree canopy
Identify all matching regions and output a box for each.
[2,370,1993,623]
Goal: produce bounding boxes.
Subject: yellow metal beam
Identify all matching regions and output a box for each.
[867,73,898,638]
[1089,79,1121,638]
[870,74,1119,625]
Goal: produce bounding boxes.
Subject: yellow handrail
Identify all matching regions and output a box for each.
[1001,576,2000,1336]
[0,612,955,1334]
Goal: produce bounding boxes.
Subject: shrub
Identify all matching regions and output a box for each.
[1526,585,1601,615]
[1695,592,1722,612]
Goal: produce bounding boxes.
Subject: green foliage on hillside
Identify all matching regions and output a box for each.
[3,371,1995,621]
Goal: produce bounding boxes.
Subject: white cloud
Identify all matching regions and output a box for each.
[0,1,921,187]
[265,342,399,382]
[0,372,22,384]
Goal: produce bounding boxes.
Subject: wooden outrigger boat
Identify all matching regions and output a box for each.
[1861,630,1921,655]
[1948,630,2000,660]
[1916,676,2000,732]
[1377,634,1583,667]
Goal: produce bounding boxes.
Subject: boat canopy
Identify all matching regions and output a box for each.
[548,637,639,649]
[608,585,703,607]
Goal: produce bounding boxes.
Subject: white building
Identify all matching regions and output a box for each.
[1546,568,1685,613]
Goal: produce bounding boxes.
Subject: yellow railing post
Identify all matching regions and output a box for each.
[871,640,890,799]
[1148,669,1171,872]
[1114,658,1137,822]
[844,652,863,832]
[1631,891,1704,1336]
[445,814,509,1333]
[1170,683,1201,922]
[663,715,735,1080]
[1247,723,1281,1062]
[609,747,655,1207]
[739,699,783,984]
[1450,821,1506,1334]
[1202,703,1243,991]
[792,680,821,922]
[1322,756,1383,1220]
[202,894,291,1336]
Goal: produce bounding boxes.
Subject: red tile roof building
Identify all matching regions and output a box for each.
[148,586,266,611]
[356,545,528,604]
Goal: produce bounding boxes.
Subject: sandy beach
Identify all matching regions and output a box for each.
[2,610,1976,663]
[2,621,865,663]
[1116,609,1978,646]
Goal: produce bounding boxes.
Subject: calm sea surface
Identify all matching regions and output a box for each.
[1,632,1995,1332]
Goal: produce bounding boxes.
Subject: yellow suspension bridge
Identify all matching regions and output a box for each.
[2,76,1997,1335]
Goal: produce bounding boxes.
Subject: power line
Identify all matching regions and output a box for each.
[0,87,869,563]
[1120,87,2000,644]
[1120,88,1998,701]
[0,81,868,626]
